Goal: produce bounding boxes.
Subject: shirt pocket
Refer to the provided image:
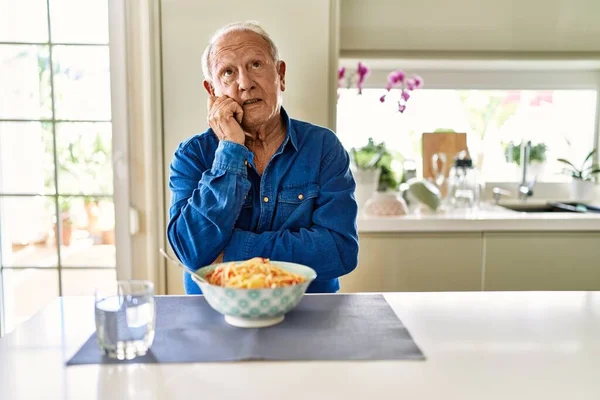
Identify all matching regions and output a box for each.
[274,182,320,229]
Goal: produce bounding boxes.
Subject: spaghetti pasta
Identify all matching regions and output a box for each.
[205,257,306,289]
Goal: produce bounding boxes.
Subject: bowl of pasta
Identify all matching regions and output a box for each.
[190,257,317,328]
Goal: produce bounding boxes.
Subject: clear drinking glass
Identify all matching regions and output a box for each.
[94,280,155,360]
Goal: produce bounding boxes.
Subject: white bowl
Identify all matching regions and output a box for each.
[191,261,317,328]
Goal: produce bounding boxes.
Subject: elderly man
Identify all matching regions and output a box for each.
[167,21,358,294]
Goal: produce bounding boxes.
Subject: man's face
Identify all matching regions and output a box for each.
[205,30,286,131]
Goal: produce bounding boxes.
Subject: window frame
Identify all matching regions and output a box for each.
[338,58,600,181]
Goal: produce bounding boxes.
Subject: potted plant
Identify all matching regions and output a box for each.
[504,141,548,179]
[350,139,383,210]
[350,138,407,216]
[557,149,600,200]
[504,141,547,165]
[338,64,422,215]
[350,137,400,185]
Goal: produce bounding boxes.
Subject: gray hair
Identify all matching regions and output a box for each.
[201,21,280,83]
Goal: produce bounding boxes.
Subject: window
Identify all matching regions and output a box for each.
[0,0,118,335]
[336,68,599,184]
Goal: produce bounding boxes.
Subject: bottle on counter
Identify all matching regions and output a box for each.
[446,151,482,209]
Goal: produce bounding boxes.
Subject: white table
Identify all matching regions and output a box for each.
[1,292,599,399]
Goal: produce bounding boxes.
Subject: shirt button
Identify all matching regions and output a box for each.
[298,194,304,200]
[263,196,269,203]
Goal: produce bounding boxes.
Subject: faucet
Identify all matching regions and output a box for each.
[492,140,535,204]
[518,140,535,201]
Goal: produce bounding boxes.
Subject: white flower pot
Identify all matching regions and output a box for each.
[570,179,596,201]
[352,167,381,212]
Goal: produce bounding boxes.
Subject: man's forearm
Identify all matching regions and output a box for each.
[222,226,358,281]
[168,141,251,269]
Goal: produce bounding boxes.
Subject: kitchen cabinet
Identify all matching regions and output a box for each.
[483,232,600,291]
[343,231,600,293]
[339,233,483,292]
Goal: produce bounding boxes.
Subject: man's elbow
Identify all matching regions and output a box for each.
[167,215,225,270]
[167,217,202,269]
[167,219,190,266]
[339,238,359,276]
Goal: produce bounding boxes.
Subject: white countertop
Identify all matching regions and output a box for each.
[2,292,600,400]
[358,202,600,232]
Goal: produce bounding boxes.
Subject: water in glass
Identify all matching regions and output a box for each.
[94,280,155,360]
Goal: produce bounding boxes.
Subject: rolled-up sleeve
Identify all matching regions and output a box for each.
[167,139,252,270]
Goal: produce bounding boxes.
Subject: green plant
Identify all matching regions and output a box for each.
[557,149,600,181]
[55,130,112,194]
[58,197,71,213]
[350,138,400,191]
[504,142,547,166]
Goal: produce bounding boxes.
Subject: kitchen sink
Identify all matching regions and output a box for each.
[499,204,558,213]
[499,202,600,213]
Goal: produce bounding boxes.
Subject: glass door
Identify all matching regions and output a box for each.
[0,0,127,335]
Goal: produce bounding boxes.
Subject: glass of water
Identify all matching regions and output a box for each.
[94,280,155,360]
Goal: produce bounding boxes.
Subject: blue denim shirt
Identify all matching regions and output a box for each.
[167,108,359,294]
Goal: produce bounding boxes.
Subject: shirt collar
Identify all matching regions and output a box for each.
[280,107,299,152]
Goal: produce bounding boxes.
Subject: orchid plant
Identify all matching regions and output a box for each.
[337,62,370,96]
[338,63,422,191]
[337,63,423,113]
[558,149,600,181]
[379,70,424,113]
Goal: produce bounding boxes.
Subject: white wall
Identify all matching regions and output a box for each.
[341,0,600,53]
[160,0,337,294]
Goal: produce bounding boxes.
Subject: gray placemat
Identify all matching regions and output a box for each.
[67,294,425,365]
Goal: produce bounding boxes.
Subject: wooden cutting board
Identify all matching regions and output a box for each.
[421,132,468,188]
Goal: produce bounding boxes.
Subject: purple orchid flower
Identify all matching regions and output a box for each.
[357,62,369,78]
[412,75,423,88]
[388,70,406,84]
[378,69,423,112]
[405,78,416,91]
[356,62,369,94]
[338,66,346,81]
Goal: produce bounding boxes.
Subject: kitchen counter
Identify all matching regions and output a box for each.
[2,292,600,400]
[358,202,600,232]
